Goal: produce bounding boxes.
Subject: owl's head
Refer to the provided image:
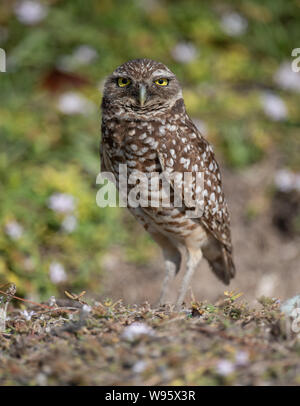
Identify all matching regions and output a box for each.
[102,59,183,119]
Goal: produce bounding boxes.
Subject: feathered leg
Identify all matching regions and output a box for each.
[175,248,202,310]
[147,230,182,306]
[159,258,177,305]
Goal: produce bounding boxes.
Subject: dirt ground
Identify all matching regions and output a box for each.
[101,156,300,308]
[1,294,300,386]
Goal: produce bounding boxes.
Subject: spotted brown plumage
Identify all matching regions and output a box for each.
[100,58,236,308]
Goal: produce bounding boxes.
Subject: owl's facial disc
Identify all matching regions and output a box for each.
[102,59,183,117]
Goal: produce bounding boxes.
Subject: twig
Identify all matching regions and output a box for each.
[64,290,88,305]
[0,289,52,310]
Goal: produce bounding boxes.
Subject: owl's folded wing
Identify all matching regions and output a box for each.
[156,128,235,282]
[100,141,114,173]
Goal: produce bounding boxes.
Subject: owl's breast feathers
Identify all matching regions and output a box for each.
[100,107,235,283]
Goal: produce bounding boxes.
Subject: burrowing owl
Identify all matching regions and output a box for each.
[100,59,235,308]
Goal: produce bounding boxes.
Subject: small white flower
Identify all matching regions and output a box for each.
[57,45,98,71]
[21,310,35,321]
[82,304,92,313]
[49,262,67,284]
[72,45,98,65]
[274,62,300,93]
[62,215,77,233]
[57,92,96,115]
[235,351,249,366]
[122,322,154,341]
[220,12,248,36]
[48,193,76,213]
[216,360,235,376]
[49,296,56,307]
[5,221,23,240]
[132,360,147,374]
[260,92,287,121]
[171,42,198,64]
[274,169,296,192]
[36,372,47,386]
[14,1,48,25]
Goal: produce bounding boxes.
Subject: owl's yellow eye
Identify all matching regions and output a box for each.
[117,77,131,87]
[154,78,169,86]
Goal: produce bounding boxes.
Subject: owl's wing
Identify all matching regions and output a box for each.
[157,122,235,283]
[100,139,114,173]
[99,141,105,172]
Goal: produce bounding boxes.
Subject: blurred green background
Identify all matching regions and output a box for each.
[0,0,299,301]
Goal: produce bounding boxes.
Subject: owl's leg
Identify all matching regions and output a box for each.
[159,251,181,305]
[175,249,202,310]
[147,230,182,306]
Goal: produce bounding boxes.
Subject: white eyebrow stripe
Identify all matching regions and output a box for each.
[152,69,173,77]
[112,71,128,77]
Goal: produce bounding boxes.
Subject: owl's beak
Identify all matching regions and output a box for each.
[139,84,147,107]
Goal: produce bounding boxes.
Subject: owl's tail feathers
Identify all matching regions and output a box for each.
[202,243,236,285]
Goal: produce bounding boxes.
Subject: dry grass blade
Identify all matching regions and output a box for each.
[0,284,16,333]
